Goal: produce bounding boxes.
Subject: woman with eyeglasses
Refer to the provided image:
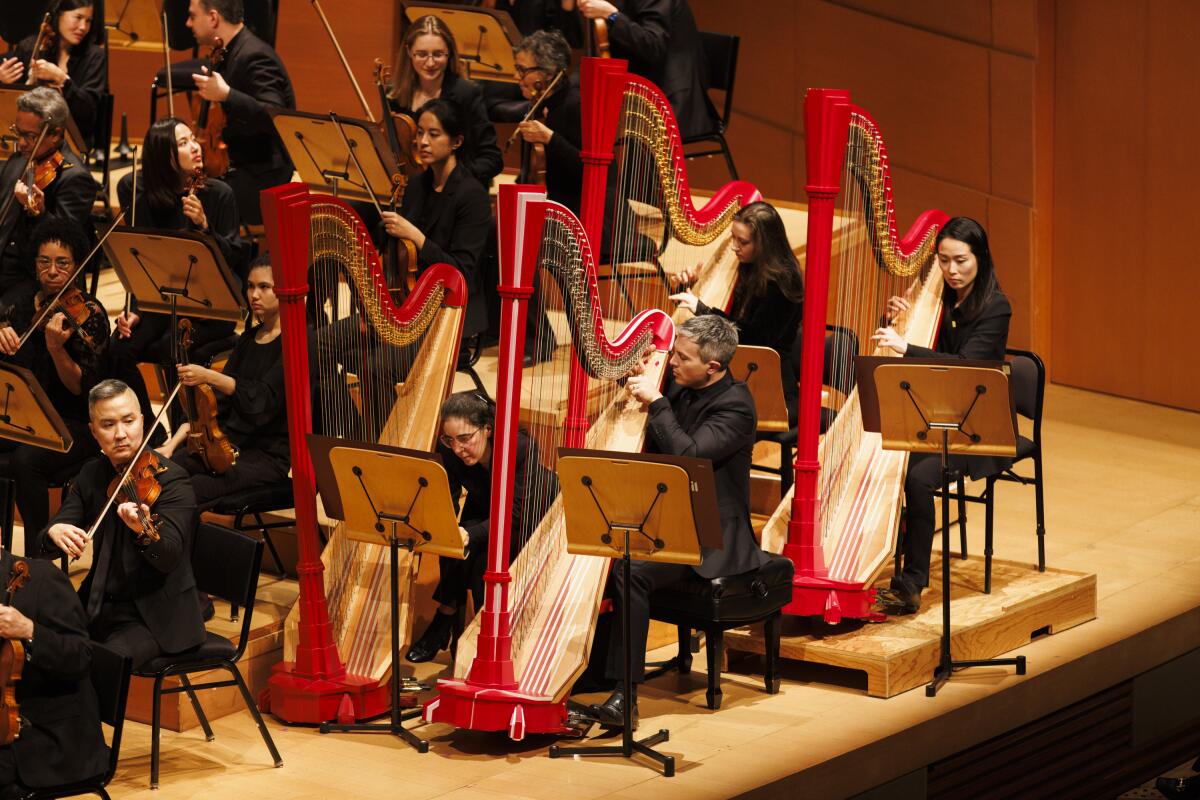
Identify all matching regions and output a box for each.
[405,391,558,663]
[0,0,107,147]
[387,15,502,189]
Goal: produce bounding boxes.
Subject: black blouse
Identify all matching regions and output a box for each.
[217,323,289,465]
[7,39,107,146]
[905,289,1012,362]
[390,72,503,189]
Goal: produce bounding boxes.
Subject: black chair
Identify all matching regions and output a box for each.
[645,553,793,710]
[682,31,741,180]
[207,479,294,621]
[922,348,1047,593]
[29,643,133,800]
[133,522,283,789]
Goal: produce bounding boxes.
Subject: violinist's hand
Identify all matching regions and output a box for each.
[30,58,67,87]
[0,325,20,356]
[16,180,45,216]
[182,192,208,230]
[871,326,908,355]
[191,66,231,103]
[0,57,24,84]
[0,604,34,641]
[115,311,140,339]
[381,211,420,242]
[517,120,553,145]
[668,290,699,314]
[43,312,72,350]
[48,522,88,560]
[578,0,618,19]
[117,501,152,534]
[176,363,214,387]
[672,263,700,291]
[885,295,911,322]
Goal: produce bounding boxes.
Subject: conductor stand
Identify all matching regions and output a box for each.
[549,451,720,778]
[864,358,1025,697]
[309,438,467,753]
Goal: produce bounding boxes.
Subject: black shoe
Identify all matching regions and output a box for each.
[590,689,638,730]
[405,611,454,663]
[877,578,921,615]
[198,591,215,622]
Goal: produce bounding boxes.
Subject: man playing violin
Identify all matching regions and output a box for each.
[0,220,109,555]
[0,87,99,313]
[513,30,583,214]
[38,379,207,670]
[0,542,107,798]
[185,0,296,225]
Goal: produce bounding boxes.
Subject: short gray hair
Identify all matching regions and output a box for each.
[515,29,571,76]
[17,87,69,131]
[88,379,136,418]
[678,315,738,368]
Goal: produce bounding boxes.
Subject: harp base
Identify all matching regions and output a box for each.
[782,578,885,625]
[264,662,390,725]
[424,681,572,740]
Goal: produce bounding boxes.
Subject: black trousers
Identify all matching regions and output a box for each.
[172,448,289,509]
[431,548,487,613]
[896,451,978,592]
[91,599,165,671]
[603,560,695,684]
[0,419,99,555]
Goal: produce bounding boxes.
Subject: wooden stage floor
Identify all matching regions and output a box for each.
[56,379,1197,799]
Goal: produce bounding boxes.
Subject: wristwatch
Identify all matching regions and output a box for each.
[606,10,619,24]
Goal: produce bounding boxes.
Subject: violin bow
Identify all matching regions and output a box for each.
[503,68,565,153]
[310,0,376,123]
[161,11,175,118]
[82,382,183,546]
[26,13,51,86]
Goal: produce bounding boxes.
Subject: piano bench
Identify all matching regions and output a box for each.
[646,553,794,709]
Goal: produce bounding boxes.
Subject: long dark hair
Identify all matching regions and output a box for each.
[141,117,189,210]
[731,201,804,316]
[388,15,460,109]
[935,216,1000,323]
[48,0,98,50]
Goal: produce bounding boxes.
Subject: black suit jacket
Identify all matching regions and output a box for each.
[541,80,584,215]
[216,26,295,177]
[607,0,714,139]
[644,372,769,579]
[1,551,108,789]
[400,163,491,336]
[37,456,206,654]
[391,72,503,189]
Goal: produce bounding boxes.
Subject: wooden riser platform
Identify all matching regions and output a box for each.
[726,555,1097,698]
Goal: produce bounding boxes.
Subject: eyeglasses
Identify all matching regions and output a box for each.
[35,256,74,272]
[7,124,41,143]
[514,65,547,79]
[411,49,449,62]
[438,428,480,449]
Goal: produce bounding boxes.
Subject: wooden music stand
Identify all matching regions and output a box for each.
[859,356,1024,697]
[549,450,722,777]
[0,362,73,452]
[308,435,466,752]
[729,345,789,433]
[402,3,523,83]
[0,87,88,161]
[270,108,398,204]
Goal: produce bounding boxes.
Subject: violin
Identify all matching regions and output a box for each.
[33,285,103,354]
[176,318,238,474]
[105,449,167,547]
[584,16,611,59]
[26,13,59,85]
[509,70,564,186]
[373,59,421,296]
[17,148,63,217]
[194,38,229,178]
[0,560,31,746]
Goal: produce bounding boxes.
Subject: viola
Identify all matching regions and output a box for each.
[33,285,103,354]
[26,13,59,85]
[0,560,30,746]
[373,59,421,296]
[194,37,229,178]
[105,449,168,546]
[176,318,238,474]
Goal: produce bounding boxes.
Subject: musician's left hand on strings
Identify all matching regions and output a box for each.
[191,66,231,103]
[0,604,34,641]
[117,501,152,534]
[15,180,44,216]
[517,120,553,145]
[578,0,618,19]
[0,325,19,357]
[884,295,911,322]
[176,363,214,387]
[43,313,72,350]
[381,211,423,245]
[30,58,67,87]
[871,326,908,355]
[182,193,208,230]
[668,289,699,314]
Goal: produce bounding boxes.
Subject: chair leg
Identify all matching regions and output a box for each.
[98,788,112,800]
[256,513,286,575]
[957,476,968,560]
[229,665,283,767]
[984,476,997,594]
[779,440,794,495]
[150,674,165,789]
[676,624,692,674]
[1034,454,1046,572]
[764,612,781,695]
[179,674,214,741]
[704,627,723,710]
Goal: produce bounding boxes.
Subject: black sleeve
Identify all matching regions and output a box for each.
[609,0,671,64]
[222,51,292,140]
[441,449,489,549]
[906,297,1012,361]
[135,469,196,573]
[417,179,491,287]
[200,181,247,278]
[222,331,285,427]
[50,166,99,230]
[456,79,503,188]
[27,560,92,682]
[62,45,107,141]
[645,390,756,462]
[544,92,583,189]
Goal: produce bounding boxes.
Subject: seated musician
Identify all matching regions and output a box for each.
[670,201,805,426]
[574,0,716,139]
[871,217,1012,614]
[156,256,290,507]
[387,15,503,189]
[38,379,207,669]
[0,87,99,313]
[0,0,107,147]
[0,541,108,798]
[591,314,769,726]
[113,117,248,432]
[185,0,297,225]
[406,392,558,663]
[513,30,582,213]
[0,219,109,554]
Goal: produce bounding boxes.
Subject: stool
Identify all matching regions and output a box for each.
[646,553,794,709]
